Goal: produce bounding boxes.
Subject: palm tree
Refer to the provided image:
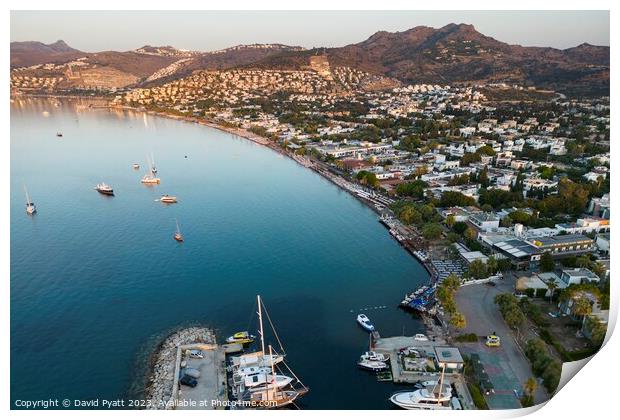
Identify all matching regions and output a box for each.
[573,297,592,318]
[547,280,558,303]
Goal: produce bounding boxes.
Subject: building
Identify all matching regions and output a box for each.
[434,347,464,373]
[596,233,610,255]
[559,268,600,287]
[555,218,610,235]
[469,212,500,232]
[527,234,596,256]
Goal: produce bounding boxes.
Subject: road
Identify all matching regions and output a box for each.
[454,276,549,407]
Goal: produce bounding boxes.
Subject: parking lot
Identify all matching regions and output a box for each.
[454,278,549,407]
[177,347,227,410]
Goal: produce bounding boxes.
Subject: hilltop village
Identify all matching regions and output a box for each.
[11,59,611,410]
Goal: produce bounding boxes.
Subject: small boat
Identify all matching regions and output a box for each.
[95,182,114,196]
[414,334,429,341]
[361,351,390,363]
[231,352,284,369]
[150,152,157,174]
[226,331,256,345]
[356,314,375,332]
[133,163,140,169]
[56,132,62,137]
[160,195,177,203]
[141,174,160,184]
[357,357,387,372]
[24,186,36,215]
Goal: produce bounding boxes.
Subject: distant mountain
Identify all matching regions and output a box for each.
[10,26,609,96]
[249,24,610,95]
[10,40,84,67]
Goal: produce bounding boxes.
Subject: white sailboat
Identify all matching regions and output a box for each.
[234,295,309,409]
[24,185,36,215]
[150,152,157,174]
[174,219,184,242]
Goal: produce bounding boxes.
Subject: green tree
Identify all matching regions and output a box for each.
[539,252,555,272]
[468,259,488,279]
[450,312,467,330]
[421,223,443,240]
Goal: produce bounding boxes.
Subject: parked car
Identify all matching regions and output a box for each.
[189,349,204,359]
[180,375,198,387]
[485,335,501,347]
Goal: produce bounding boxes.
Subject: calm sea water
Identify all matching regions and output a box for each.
[10,98,428,409]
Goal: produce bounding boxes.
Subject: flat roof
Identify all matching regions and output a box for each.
[533,234,593,247]
[434,346,464,363]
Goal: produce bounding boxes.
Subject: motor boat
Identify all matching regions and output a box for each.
[226,331,256,345]
[357,357,387,372]
[356,314,375,332]
[160,195,177,203]
[360,350,390,363]
[389,388,452,410]
[414,334,429,341]
[95,182,114,196]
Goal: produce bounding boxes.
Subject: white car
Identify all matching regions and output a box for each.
[189,349,204,358]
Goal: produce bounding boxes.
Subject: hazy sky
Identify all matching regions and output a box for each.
[11,10,610,52]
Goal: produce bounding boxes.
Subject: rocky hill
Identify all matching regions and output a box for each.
[10,25,609,96]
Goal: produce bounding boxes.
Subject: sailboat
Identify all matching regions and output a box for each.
[233,295,309,409]
[150,152,157,174]
[174,219,184,242]
[24,185,36,215]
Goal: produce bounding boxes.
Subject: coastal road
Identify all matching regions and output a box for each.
[454,279,549,407]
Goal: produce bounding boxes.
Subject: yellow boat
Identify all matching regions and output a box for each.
[226,331,256,345]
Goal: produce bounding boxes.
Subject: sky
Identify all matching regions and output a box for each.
[10,10,610,53]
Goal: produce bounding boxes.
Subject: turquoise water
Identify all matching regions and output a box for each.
[10,98,428,409]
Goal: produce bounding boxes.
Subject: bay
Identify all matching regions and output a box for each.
[10,98,428,409]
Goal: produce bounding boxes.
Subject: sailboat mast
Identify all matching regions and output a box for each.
[175,218,180,234]
[257,295,265,355]
[24,185,30,204]
[437,364,446,406]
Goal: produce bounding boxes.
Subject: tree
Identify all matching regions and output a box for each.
[445,214,456,228]
[443,274,462,292]
[546,280,558,303]
[450,312,467,330]
[573,297,593,318]
[468,259,488,279]
[524,377,538,397]
[421,223,443,240]
[539,252,555,272]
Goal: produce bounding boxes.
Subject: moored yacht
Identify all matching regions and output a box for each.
[356,314,375,332]
[141,174,160,184]
[357,357,387,372]
[243,373,293,389]
[226,331,256,345]
[160,195,177,203]
[360,350,390,363]
[389,388,452,410]
[95,182,114,196]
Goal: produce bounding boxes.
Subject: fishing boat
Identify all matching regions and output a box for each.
[233,296,309,409]
[95,182,114,196]
[174,219,184,242]
[160,195,177,203]
[226,331,255,345]
[357,357,388,372]
[356,314,375,332]
[132,163,140,170]
[24,186,36,215]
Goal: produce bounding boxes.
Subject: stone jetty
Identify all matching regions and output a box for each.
[145,326,216,409]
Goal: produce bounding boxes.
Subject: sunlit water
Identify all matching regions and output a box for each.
[11,98,428,409]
